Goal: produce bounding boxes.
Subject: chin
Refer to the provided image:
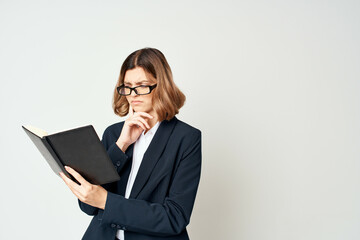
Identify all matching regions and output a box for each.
[133,106,149,113]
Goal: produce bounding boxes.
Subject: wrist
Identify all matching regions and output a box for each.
[99,190,108,210]
[116,140,129,152]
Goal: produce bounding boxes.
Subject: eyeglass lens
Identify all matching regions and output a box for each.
[119,86,151,95]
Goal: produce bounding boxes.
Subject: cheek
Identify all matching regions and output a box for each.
[144,96,153,106]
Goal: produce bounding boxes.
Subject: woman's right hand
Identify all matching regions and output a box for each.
[116,105,154,152]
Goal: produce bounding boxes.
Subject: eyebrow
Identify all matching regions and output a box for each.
[124,80,150,85]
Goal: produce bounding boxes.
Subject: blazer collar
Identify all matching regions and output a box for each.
[129,116,178,199]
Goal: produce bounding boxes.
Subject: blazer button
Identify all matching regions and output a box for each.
[116,161,121,166]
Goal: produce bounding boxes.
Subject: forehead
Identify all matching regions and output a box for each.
[124,67,152,85]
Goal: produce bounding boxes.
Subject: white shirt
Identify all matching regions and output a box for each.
[117,121,161,240]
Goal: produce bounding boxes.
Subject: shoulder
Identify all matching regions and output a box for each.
[104,121,125,132]
[172,117,201,143]
[174,118,201,135]
[171,117,202,160]
[102,121,125,141]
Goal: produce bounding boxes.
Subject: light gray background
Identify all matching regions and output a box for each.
[1,0,359,239]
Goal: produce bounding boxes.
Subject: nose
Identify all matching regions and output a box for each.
[130,89,138,96]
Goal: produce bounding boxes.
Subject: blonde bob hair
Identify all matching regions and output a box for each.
[112,48,186,121]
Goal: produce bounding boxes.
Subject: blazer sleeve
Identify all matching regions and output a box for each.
[78,126,130,216]
[98,130,202,237]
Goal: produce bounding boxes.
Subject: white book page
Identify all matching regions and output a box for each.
[23,125,48,138]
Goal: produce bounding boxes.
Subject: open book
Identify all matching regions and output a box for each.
[22,125,120,185]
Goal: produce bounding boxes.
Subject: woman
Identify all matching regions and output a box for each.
[60,47,202,240]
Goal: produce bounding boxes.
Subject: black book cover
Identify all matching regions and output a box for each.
[22,125,120,185]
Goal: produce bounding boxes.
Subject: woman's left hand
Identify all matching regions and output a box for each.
[60,166,108,210]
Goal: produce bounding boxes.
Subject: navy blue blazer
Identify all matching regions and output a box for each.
[78,116,202,240]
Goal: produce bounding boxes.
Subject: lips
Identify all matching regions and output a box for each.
[132,101,142,104]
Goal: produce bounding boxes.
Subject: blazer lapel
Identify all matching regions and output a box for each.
[129,116,178,199]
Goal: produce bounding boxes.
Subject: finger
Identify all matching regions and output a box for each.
[60,171,73,184]
[135,116,150,129]
[129,104,134,117]
[128,119,146,130]
[65,182,82,199]
[128,119,147,131]
[65,166,89,186]
[60,172,90,203]
[60,172,82,193]
[60,171,67,181]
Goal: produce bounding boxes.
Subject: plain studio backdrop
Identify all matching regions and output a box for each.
[0,0,359,239]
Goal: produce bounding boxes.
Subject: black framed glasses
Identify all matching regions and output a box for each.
[117,84,157,96]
